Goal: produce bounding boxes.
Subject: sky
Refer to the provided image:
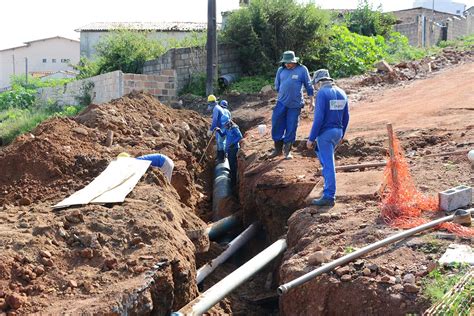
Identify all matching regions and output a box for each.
[1,0,473,50]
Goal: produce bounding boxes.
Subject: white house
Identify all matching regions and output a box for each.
[76,22,210,59]
[413,0,466,15]
[0,36,80,89]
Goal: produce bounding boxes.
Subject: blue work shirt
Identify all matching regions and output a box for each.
[308,83,350,141]
[136,154,167,168]
[218,124,243,152]
[210,105,231,131]
[275,64,314,109]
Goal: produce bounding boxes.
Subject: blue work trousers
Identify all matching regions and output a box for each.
[227,144,239,188]
[315,128,343,200]
[271,101,301,144]
[216,132,226,151]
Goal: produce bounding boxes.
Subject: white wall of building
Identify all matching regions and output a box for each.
[80,31,196,59]
[0,37,79,89]
[413,0,466,15]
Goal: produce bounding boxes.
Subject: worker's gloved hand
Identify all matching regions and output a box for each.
[306,140,314,150]
[207,130,213,137]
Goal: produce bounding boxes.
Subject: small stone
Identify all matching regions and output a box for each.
[18,197,32,206]
[390,293,402,302]
[104,258,118,270]
[427,261,437,273]
[403,283,420,293]
[341,274,352,282]
[34,266,45,276]
[0,289,5,298]
[308,251,332,266]
[354,260,365,270]
[380,266,394,276]
[403,273,416,285]
[131,237,142,246]
[6,293,25,310]
[39,250,52,258]
[367,264,378,272]
[335,266,351,276]
[72,127,88,136]
[39,257,53,267]
[362,268,372,276]
[392,284,404,292]
[68,280,78,288]
[380,275,396,284]
[80,248,94,259]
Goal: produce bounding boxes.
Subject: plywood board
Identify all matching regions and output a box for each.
[91,159,151,204]
[53,158,149,209]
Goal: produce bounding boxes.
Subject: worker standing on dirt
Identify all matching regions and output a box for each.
[118,152,174,182]
[306,69,349,207]
[217,116,243,189]
[207,96,231,162]
[270,50,314,160]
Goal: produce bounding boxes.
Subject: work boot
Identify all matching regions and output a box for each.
[311,197,335,207]
[268,141,283,158]
[217,150,226,162]
[283,142,293,160]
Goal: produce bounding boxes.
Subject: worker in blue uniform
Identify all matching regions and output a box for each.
[306,69,349,207]
[217,116,243,188]
[207,96,231,162]
[271,50,314,160]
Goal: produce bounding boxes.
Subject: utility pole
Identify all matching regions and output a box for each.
[25,57,28,85]
[206,0,217,95]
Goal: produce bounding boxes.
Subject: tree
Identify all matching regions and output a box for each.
[221,0,330,75]
[346,0,397,37]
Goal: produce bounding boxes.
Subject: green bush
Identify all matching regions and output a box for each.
[222,0,330,75]
[179,73,207,97]
[0,87,36,111]
[345,0,397,37]
[322,25,386,78]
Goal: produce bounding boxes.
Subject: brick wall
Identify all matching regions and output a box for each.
[143,43,241,93]
[123,70,177,102]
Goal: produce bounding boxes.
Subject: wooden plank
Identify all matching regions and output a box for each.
[52,158,147,209]
[91,159,150,204]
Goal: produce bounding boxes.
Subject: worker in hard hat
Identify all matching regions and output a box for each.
[117,152,174,182]
[217,115,243,188]
[306,69,349,207]
[270,50,314,160]
[207,95,231,162]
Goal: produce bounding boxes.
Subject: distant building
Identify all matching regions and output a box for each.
[413,0,466,15]
[0,36,79,90]
[391,7,474,47]
[76,22,211,59]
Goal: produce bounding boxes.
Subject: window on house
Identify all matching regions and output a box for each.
[61,59,70,63]
[52,59,57,63]
[42,58,47,63]
[456,10,461,14]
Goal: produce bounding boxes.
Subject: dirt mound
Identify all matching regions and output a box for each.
[0,92,212,314]
[360,49,474,87]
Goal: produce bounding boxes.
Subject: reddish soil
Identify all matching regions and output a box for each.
[234,52,473,315]
[0,92,215,314]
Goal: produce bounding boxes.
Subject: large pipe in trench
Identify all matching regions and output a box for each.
[278,209,473,295]
[208,212,240,241]
[196,222,259,284]
[212,159,231,221]
[173,238,287,316]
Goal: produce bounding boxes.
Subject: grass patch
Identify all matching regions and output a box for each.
[423,265,472,315]
[226,76,273,94]
[0,104,83,145]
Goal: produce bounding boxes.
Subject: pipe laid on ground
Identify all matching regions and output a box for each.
[208,212,240,241]
[278,209,474,295]
[212,159,231,220]
[173,238,287,316]
[197,222,259,284]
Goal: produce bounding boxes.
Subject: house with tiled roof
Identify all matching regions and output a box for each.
[0,36,79,90]
[76,22,212,59]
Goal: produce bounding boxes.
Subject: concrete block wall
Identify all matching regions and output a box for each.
[123,70,177,102]
[38,70,123,106]
[143,43,241,93]
[446,16,474,40]
[394,22,420,46]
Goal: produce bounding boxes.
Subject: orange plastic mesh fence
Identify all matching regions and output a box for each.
[380,136,473,237]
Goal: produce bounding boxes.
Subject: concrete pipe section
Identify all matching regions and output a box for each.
[212,159,232,221]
